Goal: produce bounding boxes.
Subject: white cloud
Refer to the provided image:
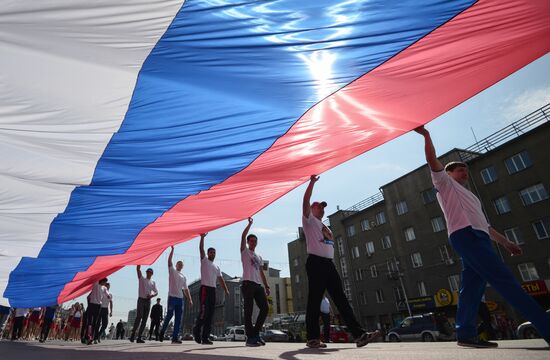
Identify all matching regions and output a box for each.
[501,86,550,122]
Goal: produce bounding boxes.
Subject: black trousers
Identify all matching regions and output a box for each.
[86,303,101,340]
[321,312,331,342]
[242,281,268,338]
[116,329,124,339]
[97,307,109,339]
[132,298,151,338]
[194,285,216,341]
[149,318,161,340]
[40,317,53,340]
[11,316,24,340]
[306,254,364,340]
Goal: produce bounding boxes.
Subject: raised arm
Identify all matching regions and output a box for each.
[489,227,523,256]
[168,246,174,268]
[136,265,143,279]
[241,217,253,252]
[199,233,207,259]
[414,126,444,172]
[303,175,319,218]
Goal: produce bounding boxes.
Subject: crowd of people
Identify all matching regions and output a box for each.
[1,126,550,350]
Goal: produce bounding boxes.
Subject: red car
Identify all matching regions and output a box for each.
[321,325,351,343]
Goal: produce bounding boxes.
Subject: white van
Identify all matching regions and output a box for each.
[225,326,246,341]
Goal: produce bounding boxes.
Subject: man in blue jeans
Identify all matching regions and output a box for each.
[416,125,550,348]
[160,246,193,343]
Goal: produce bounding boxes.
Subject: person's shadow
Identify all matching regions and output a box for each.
[279,347,340,360]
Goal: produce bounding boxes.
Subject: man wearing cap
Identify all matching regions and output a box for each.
[302,175,379,348]
[130,265,158,343]
[160,246,193,343]
[415,125,550,348]
[193,233,229,345]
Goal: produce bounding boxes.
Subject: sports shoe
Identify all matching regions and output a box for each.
[306,339,327,348]
[201,339,213,345]
[257,336,266,346]
[356,330,382,348]
[545,337,550,348]
[192,326,201,344]
[246,337,261,347]
[129,334,135,343]
[171,339,182,344]
[457,338,498,348]
[136,337,145,343]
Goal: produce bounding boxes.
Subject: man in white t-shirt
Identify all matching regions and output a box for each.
[130,266,158,343]
[160,246,193,344]
[193,233,229,345]
[416,125,550,348]
[96,282,113,343]
[85,277,108,345]
[302,175,380,349]
[240,217,270,347]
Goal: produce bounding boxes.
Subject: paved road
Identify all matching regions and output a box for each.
[1,339,548,360]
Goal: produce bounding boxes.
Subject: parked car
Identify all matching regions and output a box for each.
[386,313,455,342]
[517,309,550,339]
[226,326,246,341]
[260,329,289,342]
[321,325,351,343]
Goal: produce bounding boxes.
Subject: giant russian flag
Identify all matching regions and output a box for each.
[1,0,549,307]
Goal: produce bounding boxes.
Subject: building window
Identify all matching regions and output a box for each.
[505,151,532,174]
[360,219,371,231]
[393,287,404,301]
[375,289,385,303]
[381,235,392,249]
[421,188,437,204]
[519,184,548,206]
[336,236,345,255]
[340,258,348,278]
[417,281,427,297]
[295,275,300,284]
[404,227,416,241]
[532,219,550,240]
[518,263,539,281]
[375,211,386,225]
[366,241,375,256]
[351,246,360,259]
[370,265,378,278]
[293,258,299,267]
[387,259,399,273]
[344,280,352,300]
[431,217,446,232]
[493,196,511,215]
[346,225,356,237]
[480,166,498,184]
[396,200,408,215]
[439,245,452,263]
[448,275,460,292]
[359,292,367,306]
[411,252,423,268]
[504,227,524,245]
[355,269,363,281]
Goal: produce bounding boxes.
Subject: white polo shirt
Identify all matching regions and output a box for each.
[101,287,112,308]
[241,248,263,285]
[431,170,490,236]
[168,267,188,298]
[138,277,158,299]
[89,282,104,305]
[201,257,221,288]
[302,213,334,259]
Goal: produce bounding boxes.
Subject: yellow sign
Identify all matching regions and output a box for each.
[435,289,453,307]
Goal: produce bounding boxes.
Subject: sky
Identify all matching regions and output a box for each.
[71,53,550,322]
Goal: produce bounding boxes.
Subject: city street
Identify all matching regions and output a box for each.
[1,339,548,360]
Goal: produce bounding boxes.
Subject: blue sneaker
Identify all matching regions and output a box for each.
[246,337,261,347]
